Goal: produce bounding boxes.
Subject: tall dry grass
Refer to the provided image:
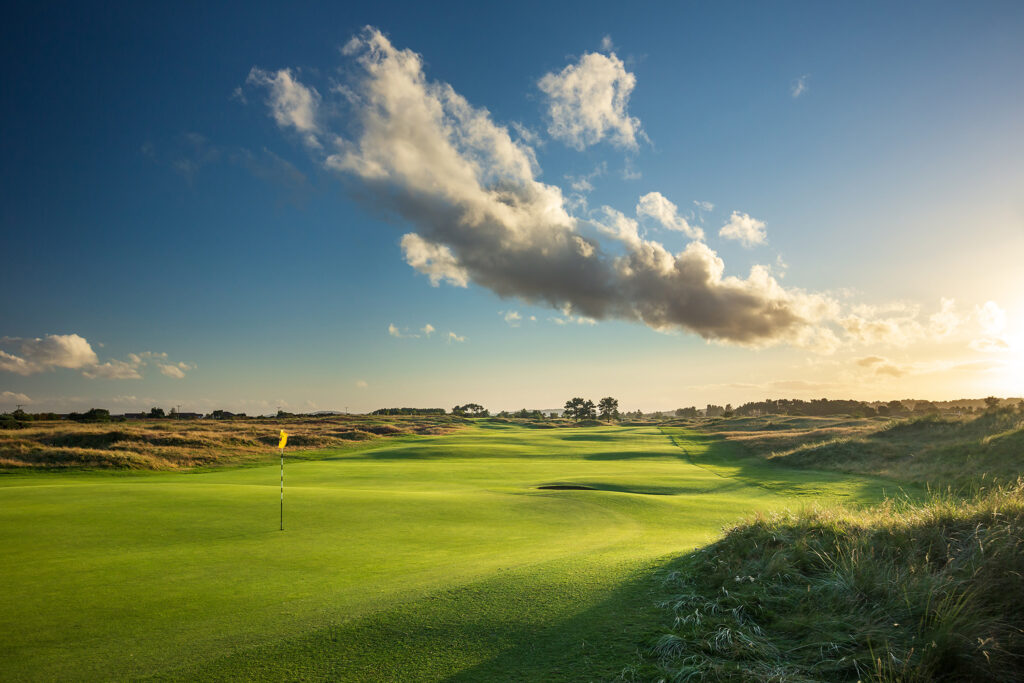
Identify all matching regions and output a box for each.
[0,415,466,470]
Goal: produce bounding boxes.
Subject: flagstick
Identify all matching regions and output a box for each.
[279,446,284,531]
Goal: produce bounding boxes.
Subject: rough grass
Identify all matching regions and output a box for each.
[687,409,1024,489]
[649,481,1024,682]
[0,415,466,470]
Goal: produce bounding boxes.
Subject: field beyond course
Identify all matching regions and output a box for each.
[1,422,903,680]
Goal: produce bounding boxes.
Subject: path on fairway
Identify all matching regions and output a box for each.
[0,424,900,680]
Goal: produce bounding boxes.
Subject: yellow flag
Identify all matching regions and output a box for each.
[278,430,288,449]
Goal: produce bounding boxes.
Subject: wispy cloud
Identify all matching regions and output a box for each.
[421,323,435,337]
[503,310,522,327]
[247,67,322,148]
[791,74,809,98]
[447,331,466,343]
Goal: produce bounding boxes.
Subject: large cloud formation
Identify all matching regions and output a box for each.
[247,28,951,350]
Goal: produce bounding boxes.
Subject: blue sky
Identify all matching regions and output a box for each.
[2,1,1022,414]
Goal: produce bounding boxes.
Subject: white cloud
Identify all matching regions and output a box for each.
[355,379,369,389]
[0,334,98,375]
[791,74,809,98]
[447,331,466,343]
[538,50,643,150]
[421,323,435,337]
[636,192,705,240]
[257,27,927,351]
[1,391,31,404]
[247,67,322,148]
[158,362,194,379]
[400,234,470,287]
[387,323,408,338]
[600,35,614,52]
[719,212,767,247]
[83,359,143,380]
[693,200,714,212]
[503,310,522,326]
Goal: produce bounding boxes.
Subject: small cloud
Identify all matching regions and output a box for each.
[538,49,643,150]
[791,74,809,98]
[83,359,143,380]
[247,67,322,148]
[447,331,466,343]
[355,379,368,389]
[693,200,714,212]
[158,361,194,379]
[855,355,885,367]
[875,362,906,377]
[421,323,435,337]
[600,35,614,52]
[719,211,767,247]
[503,310,522,327]
[1,391,31,404]
[969,337,1010,353]
[637,191,704,240]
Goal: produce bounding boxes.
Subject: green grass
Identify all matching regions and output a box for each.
[1,423,901,680]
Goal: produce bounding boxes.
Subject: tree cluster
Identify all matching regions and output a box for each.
[451,403,489,417]
[371,407,447,416]
[563,397,619,421]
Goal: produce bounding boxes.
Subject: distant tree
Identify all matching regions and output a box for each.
[876,404,890,417]
[563,397,596,421]
[984,396,1001,412]
[597,397,619,421]
[149,407,165,418]
[452,403,488,417]
[706,404,725,417]
[675,407,698,418]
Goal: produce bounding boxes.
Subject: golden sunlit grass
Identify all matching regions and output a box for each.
[0,415,466,470]
[686,409,1024,489]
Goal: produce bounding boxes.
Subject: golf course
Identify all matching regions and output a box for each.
[0,422,906,680]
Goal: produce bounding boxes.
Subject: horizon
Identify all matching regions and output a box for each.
[3,2,1023,414]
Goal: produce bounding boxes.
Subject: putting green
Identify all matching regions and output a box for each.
[0,424,904,680]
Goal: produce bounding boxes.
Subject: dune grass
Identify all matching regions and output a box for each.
[0,414,466,470]
[688,408,1024,490]
[649,482,1024,681]
[0,422,897,680]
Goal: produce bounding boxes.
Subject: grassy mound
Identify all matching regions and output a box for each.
[0,415,465,470]
[692,409,1024,489]
[650,482,1024,681]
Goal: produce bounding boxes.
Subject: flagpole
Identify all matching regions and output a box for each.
[278,430,288,531]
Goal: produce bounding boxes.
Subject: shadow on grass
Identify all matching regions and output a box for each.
[152,556,674,682]
[662,427,920,505]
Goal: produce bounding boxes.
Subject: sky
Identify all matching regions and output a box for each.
[2,1,1023,414]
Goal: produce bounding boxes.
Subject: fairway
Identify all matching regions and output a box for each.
[0,424,904,680]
